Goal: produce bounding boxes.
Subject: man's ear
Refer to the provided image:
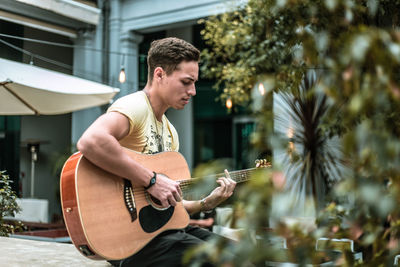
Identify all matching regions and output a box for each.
[154,67,164,81]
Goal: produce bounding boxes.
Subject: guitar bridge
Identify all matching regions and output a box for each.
[124,179,137,222]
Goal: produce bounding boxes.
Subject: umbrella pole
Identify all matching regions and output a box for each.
[30,145,37,198]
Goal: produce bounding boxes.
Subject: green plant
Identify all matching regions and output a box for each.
[196,0,400,265]
[0,170,21,236]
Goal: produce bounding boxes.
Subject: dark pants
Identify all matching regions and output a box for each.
[108,226,217,267]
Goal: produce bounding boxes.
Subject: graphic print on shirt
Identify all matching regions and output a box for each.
[141,124,172,154]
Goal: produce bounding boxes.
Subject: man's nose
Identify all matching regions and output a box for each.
[188,84,196,96]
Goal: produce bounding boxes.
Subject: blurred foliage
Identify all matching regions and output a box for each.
[185,158,234,200]
[51,144,77,178]
[0,171,22,236]
[194,0,400,265]
[272,70,345,213]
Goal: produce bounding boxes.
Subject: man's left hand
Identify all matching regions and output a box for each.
[202,169,236,210]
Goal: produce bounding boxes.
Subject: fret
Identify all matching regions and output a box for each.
[178,167,267,194]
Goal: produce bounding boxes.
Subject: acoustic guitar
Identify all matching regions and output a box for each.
[60,149,270,260]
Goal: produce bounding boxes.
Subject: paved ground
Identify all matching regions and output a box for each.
[0,236,110,266]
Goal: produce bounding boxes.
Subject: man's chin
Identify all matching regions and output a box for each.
[174,103,186,110]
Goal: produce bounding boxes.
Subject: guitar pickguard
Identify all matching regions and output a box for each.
[139,205,175,233]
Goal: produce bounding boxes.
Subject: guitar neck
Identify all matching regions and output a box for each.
[178,168,259,196]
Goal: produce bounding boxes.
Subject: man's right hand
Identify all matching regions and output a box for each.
[146,173,182,208]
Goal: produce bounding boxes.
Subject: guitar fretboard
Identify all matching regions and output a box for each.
[178,168,261,195]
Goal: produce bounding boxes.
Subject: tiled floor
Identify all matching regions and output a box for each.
[0,236,110,266]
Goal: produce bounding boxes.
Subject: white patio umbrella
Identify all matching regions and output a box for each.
[0,57,119,115]
[0,57,120,197]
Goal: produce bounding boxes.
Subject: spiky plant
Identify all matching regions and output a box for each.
[274,70,344,214]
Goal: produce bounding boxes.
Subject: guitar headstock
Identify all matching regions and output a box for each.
[255,159,271,168]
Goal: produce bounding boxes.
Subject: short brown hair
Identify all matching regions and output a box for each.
[147,37,200,83]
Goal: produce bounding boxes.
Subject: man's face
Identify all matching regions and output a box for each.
[160,61,198,110]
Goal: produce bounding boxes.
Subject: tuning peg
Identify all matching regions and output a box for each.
[255,159,272,168]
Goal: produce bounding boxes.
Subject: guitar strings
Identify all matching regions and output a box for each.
[177,167,259,190]
[128,167,269,202]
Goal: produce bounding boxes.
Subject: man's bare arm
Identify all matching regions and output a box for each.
[77,111,181,207]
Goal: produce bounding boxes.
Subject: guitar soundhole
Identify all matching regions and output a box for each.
[150,195,162,206]
[145,193,171,210]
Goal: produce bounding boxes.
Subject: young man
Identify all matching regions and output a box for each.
[77,37,236,266]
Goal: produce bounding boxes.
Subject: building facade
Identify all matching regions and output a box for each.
[0,0,252,222]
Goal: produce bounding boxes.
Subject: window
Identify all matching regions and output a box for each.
[0,116,21,194]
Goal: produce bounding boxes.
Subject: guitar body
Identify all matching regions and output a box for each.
[60,150,191,260]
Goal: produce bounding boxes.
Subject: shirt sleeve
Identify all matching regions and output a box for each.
[107,93,148,135]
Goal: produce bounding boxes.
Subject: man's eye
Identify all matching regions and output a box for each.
[182,81,191,85]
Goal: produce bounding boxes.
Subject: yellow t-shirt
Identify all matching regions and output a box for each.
[107,91,179,154]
